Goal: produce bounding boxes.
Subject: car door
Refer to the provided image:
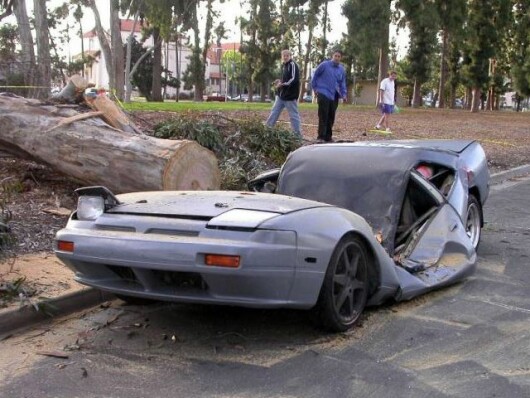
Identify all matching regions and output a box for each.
[395,171,475,280]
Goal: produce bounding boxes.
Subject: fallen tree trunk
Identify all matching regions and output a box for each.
[0,94,220,193]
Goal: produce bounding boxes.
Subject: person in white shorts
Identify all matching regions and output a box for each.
[375,70,398,132]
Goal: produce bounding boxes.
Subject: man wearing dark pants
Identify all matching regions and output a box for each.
[311,50,347,142]
[266,49,302,138]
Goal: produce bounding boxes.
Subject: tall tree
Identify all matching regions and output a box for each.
[33,0,51,99]
[240,0,259,99]
[184,0,215,101]
[509,0,530,111]
[240,0,284,100]
[464,0,511,112]
[87,0,114,92]
[150,26,163,101]
[10,0,35,95]
[171,1,195,101]
[319,0,329,60]
[342,0,389,80]
[397,0,439,107]
[435,0,466,108]
[446,30,466,108]
[0,23,17,62]
[140,0,179,101]
[297,0,326,101]
[72,1,85,77]
[110,0,125,100]
[343,0,391,104]
[255,0,279,99]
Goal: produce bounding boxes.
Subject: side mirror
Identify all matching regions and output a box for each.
[247,169,281,193]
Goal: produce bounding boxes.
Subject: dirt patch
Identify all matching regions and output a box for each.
[0,252,80,313]
[0,107,529,309]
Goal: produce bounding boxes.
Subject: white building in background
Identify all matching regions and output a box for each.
[78,19,238,99]
[205,42,241,97]
[79,19,193,98]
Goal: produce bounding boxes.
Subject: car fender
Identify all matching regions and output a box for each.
[260,206,401,307]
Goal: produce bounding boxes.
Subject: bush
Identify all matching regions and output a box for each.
[237,119,301,165]
[153,113,302,190]
[153,112,225,153]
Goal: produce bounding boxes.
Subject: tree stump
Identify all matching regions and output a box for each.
[51,74,92,103]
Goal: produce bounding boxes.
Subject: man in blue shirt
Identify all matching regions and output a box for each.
[311,50,347,142]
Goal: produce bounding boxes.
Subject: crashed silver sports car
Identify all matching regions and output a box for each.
[55,139,490,331]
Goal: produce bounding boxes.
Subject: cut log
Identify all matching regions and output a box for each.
[84,93,141,134]
[0,94,220,193]
[51,74,92,103]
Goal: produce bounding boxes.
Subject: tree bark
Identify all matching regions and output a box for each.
[110,2,124,101]
[298,29,313,102]
[0,94,220,193]
[33,0,51,99]
[89,0,114,92]
[125,12,140,103]
[151,27,163,102]
[376,22,390,105]
[13,0,35,95]
[471,87,481,113]
[438,29,448,109]
[412,79,422,108]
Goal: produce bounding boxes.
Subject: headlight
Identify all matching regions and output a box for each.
[77,196,105,221]
[208,209,280,229]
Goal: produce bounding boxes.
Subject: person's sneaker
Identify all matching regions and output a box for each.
[386,128,392,133]
[375,124,382,130]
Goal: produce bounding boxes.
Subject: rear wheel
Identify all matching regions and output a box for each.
[466,194,482,250]
[316,235,370,332]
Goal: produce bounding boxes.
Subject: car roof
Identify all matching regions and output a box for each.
[277,141,469,248]
[357,139,476,153]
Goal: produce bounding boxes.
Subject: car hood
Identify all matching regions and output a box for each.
[109,190,331,218]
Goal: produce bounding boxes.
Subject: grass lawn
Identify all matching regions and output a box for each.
[122,98,376,113]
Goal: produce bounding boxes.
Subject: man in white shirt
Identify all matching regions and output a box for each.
[375,70,398,132]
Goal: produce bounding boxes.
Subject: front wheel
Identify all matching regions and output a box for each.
[466,194,482,250]
[315,235,370,332]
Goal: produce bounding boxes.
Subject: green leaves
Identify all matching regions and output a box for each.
[153,112,302,190]
[153,112,225,152]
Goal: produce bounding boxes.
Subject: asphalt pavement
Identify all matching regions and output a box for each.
[1,164,529,338]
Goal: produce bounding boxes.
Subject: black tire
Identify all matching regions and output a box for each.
[115,294,157,306]
[316,235,370,332]
[466,194,482,250]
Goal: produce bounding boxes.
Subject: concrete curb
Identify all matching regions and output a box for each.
[490,164,530,185]
[1,164,529,337]
[0,288,114,337]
